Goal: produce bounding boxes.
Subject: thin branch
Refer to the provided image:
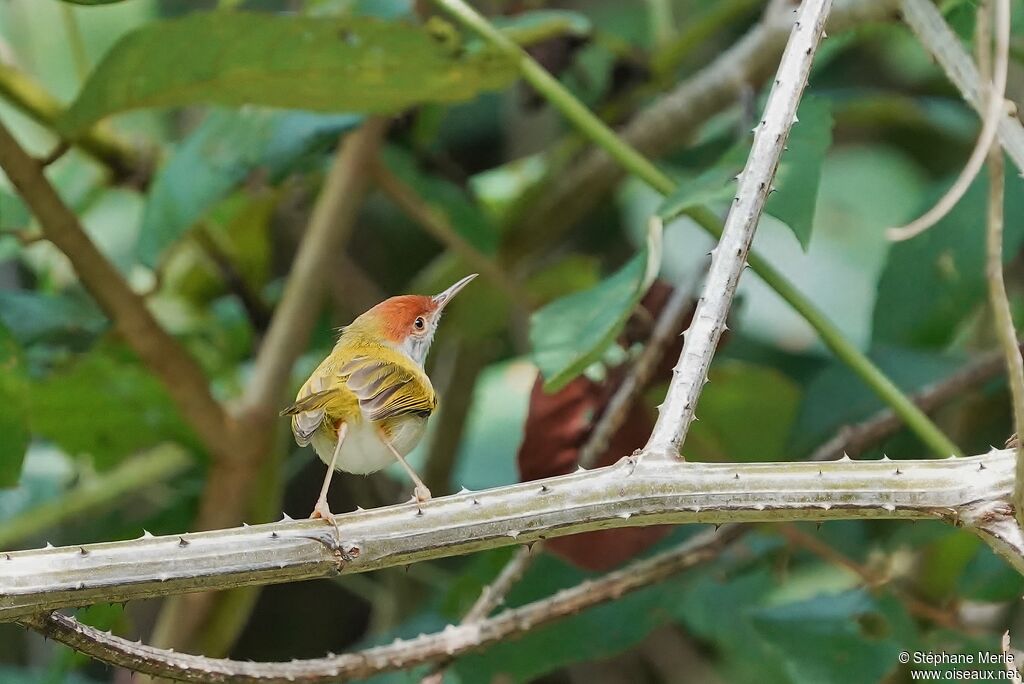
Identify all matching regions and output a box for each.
[2,448,1022,623]
[900,0,1024,175]
[0,62,148,185]
[887,0,1011,241]
[464,546,538,629]
[978,0,1024,531]
[0,120,234,459]
[0,445,192,550]
[808,346,1016,462]
[646,0,833,459]
[19,526,743,683]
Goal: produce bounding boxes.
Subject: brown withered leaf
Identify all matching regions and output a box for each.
[517,280,691,571]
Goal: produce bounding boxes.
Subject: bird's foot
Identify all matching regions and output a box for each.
[1008,433,1020,449]
[413,485,432,503]
[310,499,336,525]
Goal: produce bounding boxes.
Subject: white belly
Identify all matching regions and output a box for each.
[310,416,427,475]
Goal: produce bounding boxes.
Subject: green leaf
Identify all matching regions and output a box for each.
[138,108,360,266]
[58,0,127,4]
[28,349,195,470]
[0,325,30,488]
[657,96,833,250]
[529,219,662,392]
[751,590,906,684]
[0,290,106,348]
[873,165,1024,348]
[59,12,517,135]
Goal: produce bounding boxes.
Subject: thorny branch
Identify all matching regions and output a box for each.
[8,447,1024,680]
[20,526,743,683]
[645,0,833,459]
[5,0,1024,681]
[5,448,1024,622]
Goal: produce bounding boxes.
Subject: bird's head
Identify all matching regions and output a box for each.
[351,274,478,366]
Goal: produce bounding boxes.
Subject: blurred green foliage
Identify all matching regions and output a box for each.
[1,0,1023,682]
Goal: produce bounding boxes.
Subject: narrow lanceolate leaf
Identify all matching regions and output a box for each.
[138,108,361,266]
[657,96,833,250]
[58,12,517,136]
[0,325,30,488]
[530,220,663,392]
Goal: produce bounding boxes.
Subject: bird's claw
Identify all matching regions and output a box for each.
[413,485,432,503]
[310,500,336,526]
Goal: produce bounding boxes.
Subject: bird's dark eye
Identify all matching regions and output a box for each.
[414,317,426,330]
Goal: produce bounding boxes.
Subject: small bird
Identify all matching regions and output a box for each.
[281,274,477,521]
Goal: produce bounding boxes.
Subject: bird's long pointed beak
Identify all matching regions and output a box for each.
[432,273,478,311]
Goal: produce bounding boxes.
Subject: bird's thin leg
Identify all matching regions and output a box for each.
[312,422,348,522]
[377,428,432,502]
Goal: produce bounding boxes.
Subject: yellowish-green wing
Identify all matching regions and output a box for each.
[339,355,436,422]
